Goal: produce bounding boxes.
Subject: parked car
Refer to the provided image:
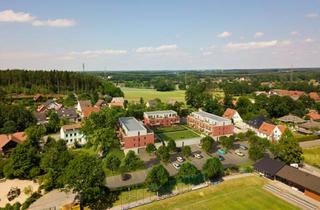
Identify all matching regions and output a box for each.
[177,156,184,163]
[193,153,203,159]
[172,162,180,170]
[235,150,245,157]
[239,145,248,150]
[218,155,225,161]
[217,149,226,155]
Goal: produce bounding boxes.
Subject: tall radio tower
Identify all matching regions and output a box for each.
[82,63,85,72]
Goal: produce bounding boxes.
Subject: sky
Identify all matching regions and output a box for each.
[0,0,320,71]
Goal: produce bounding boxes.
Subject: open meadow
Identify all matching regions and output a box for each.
[303,146,320,168]
[121,87,185,103]
[133,176,298,210]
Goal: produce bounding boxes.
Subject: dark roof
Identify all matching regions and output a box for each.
[34,112,48,123]
[57,107,78,119]
[253,157,286,176]
[247,116,272,129]
[276,165,320,194]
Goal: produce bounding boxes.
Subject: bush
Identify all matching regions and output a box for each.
[21,192,41,210]
[146,143,157,154]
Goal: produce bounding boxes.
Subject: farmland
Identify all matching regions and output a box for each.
[134,176,298,210]
[121,87,185,102]
[303,146,320,168]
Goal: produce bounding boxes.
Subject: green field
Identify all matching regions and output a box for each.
[134,176,298,210]
[303,146,320,168]
[154,125,200,141]
[121,87,185,102]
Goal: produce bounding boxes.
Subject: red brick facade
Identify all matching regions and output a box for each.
[187,115,234,137]
[120,130,155,149]
[144,116,180,126]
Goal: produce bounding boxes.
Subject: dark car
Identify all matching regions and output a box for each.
[218,155,225,161]
[121,173,131,181]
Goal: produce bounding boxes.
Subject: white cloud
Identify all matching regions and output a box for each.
[290,31,299,36]
[226,40,278,50]
[306,13,319,18]
[70,49,127,57]
[32,19,76,27]
[304,38,314,43]
[217,31,231,38]
[0,9,75,28]
[200,45,215,56]
[280,40,291,46]
[0,10,35,22]
[136,44,178,54]
[254,32,264,38]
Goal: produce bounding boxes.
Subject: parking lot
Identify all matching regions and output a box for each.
[107,141,251,188]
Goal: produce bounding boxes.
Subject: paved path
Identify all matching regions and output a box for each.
[106,170,148,188]
[299,139,320,148]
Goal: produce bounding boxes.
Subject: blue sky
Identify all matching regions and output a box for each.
[0,0,319,70]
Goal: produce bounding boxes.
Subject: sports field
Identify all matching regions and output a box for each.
[303,146,320,168]
[134,176,298,210]
[154,125,200,141]
[121,87,185,102]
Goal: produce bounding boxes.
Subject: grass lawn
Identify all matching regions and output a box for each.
[154,125,200,141]
[113,188,154,206]
[134,176,298,210]
[158,130,199,141]
[303,146,320,168]
[121,87,185,102]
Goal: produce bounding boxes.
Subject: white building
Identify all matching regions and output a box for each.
[60,124,86,146]
[222,108,243,124]
[257,122,286,142]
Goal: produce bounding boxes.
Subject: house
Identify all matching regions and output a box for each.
[260,82,274,88]
[276,165,320,201]
[254,157,320,201]
[81,106,100,118]
[57,107,79,122]
[306,110,320,121]
[33,94,43,102]
[223,108,243,124]
[308,92,320,102]
[37,100,62,112]
[60,124,86,146]
[253,156,286,179]
[76,100,92,113]
[257,122,286,141]
[118,117,154,151]
[187,110,234,138]
[0,132,27,154]
[270,89,305,100]
[247,116,272,130]
[109,97,125,108]
[146,99,158,108]
[277,114,305,124]
[95,99,107,108]
[144,110,180,126]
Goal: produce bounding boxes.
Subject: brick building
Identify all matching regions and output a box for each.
[118,117,154,149]
[187,110,234,137]
[143,110,180,126]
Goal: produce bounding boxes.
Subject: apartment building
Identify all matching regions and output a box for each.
[143,110,180,126]
[187,110,234,137]
[118,117,155,149]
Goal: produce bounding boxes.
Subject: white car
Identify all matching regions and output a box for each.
[177,156,184,163]
[193,153,203,159]
[235,150,245,157]
[172,162,180,170]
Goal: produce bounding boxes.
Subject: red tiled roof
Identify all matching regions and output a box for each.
[272,89,305,99]
[277,125,287,134]
[0,132,27,151]
[309,92,320,101]
[223,108,236,119]
[258,122,276,136]
[307,111,320,121]
[82,106,100,118]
